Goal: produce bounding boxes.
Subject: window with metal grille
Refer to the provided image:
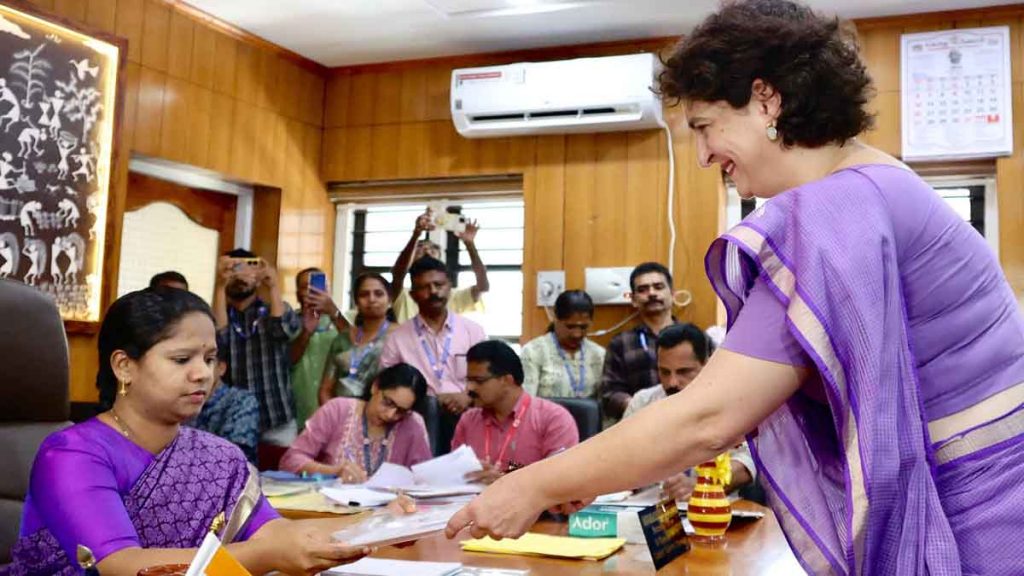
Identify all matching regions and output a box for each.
[346,200,524,340]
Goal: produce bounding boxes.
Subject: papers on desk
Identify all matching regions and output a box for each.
[594,486,662,508]
[321,487,397,508]
[261,481,312,498]
[324,558,462,576]
[267,490,362,515]
[460,532,626,561]
[411,445,482,486]
[332,503,463,547]
[362,447,485,498]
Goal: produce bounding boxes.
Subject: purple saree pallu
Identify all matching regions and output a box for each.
[5,428,258,575]
[707,165,1024,575]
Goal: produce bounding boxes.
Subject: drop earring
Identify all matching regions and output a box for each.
[118,379,130,397]
[766,121,779,142]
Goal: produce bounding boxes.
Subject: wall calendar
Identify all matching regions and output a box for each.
[901,26,1012,162]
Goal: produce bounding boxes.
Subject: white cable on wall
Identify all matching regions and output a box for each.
[660,120,677,278]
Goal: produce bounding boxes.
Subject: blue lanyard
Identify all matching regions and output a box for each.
[551,332,586,397]
[639,330,656,359]
[348,321,390,378]
[414,317,453,382]
[228,305,266,340]
[361,413,394,475]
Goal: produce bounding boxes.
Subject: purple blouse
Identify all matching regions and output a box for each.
[19,418,279,563]
[723,164,1024,420]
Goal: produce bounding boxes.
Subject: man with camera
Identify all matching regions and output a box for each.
[389,207,490,324]
[214,248,302,447]
[288,267,348,430]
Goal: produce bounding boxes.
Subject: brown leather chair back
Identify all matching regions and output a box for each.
[0,279,71,562]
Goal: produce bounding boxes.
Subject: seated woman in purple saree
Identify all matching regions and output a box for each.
[6,287,372,576]
[10,419,274,575]
[441,2,1024,574]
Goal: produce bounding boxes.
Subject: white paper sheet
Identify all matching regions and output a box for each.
[365,462,418,490]
[410,445,482,486]
[324,558,461,576]
[321,486,397,507]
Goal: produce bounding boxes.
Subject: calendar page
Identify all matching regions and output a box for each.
[901,26,1012,161]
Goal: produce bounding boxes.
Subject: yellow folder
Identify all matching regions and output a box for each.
[205,546,251,576]
[460,532,626,561]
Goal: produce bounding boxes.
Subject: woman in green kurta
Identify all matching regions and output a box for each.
[319,273,397,404]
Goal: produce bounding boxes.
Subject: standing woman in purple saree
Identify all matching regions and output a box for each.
[443,1,1024,574]
[5,288,377,575]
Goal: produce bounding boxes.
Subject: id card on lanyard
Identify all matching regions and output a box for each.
[639,330,656,361]
[414,317,454,384]
[484,394,532,472]
[551,333,586,397]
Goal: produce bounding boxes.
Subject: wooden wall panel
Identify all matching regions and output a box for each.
[189,23,216,89]
[321,7,1024,341]
[115,0,144,63]
[166,10,194,80]
[140,0,170,72]
[54,0,87,21]
[212,34,238,97]
[39,0,332,402]
[134,66,166,156]
[158,76,189,163]
[86,0,118,34]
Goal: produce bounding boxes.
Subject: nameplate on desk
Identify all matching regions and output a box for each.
[638,499,690,570]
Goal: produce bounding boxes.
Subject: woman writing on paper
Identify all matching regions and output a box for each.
[282,363,432,483]
[8,288,375,576]
[319,273,397,403]
[446,1,1024,573]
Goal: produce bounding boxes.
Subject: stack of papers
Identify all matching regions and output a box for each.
[321,486,398,508]
[365,446,484,497]
[333,503,463,547]
[593,486,663,508]
[321,446,485,507]
[324,558,461,576]
[460,533,626,561]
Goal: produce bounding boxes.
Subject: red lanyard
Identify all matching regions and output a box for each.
[484,394,532,470]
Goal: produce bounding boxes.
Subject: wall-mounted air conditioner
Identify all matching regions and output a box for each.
[451,53,664,138]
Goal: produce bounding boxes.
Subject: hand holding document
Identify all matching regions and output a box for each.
[333,503,464,547]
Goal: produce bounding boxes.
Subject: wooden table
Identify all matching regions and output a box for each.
[279,500,804,574]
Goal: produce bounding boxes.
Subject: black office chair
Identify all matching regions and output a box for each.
[0,280,70,563]
[415,396,460,457]
[548,397,601,441]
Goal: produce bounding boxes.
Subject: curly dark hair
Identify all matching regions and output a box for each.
[658,0,874,148]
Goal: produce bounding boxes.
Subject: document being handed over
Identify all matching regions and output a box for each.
[365,445,485,497]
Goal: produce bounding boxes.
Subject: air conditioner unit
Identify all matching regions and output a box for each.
[451,53,664,138]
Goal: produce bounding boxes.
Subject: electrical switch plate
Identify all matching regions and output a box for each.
[536,270,565,307]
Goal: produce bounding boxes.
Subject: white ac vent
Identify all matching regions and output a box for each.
[451,53,664,138]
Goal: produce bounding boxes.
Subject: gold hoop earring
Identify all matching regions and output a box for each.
[766,122,779,142]
[118,379,130,397]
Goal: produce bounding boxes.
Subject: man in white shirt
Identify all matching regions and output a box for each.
[624,323,755,500]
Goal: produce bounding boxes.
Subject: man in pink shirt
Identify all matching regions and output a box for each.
[453,340,579,485]
[380,256,487,417]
